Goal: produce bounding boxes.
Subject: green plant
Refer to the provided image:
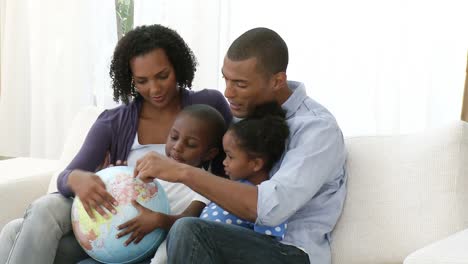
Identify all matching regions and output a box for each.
[115,0,134,39]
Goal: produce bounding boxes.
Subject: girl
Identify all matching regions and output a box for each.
[200,102,289,240]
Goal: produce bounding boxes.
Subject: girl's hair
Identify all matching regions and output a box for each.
[109,24,197,104]
[229,102,289,171]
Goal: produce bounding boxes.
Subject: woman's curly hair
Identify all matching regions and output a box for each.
[109,24,198,104]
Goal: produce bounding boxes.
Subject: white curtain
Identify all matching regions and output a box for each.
[1,0,467,159]
[0,0,5,97]
[0,0,116,159]
[134,0,224,92]
[135,0,468,136]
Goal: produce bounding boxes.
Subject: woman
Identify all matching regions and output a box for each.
[0,24,232,264]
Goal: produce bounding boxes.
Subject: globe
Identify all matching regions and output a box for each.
[71,166,170,264]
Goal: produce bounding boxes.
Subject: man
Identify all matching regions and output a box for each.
[136,27,347,264]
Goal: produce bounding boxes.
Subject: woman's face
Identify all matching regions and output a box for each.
[130,48,179,109]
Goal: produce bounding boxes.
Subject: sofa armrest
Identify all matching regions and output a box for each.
[404,229,468,264]
[0,157,59,230]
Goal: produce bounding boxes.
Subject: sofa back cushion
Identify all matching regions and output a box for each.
[331,121,468,264]
[47,106,103,193]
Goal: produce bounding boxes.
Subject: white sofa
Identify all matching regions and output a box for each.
[1,106,468,264]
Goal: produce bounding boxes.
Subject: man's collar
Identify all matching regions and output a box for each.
[282,81,307,118]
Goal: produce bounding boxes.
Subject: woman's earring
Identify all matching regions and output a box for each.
[131,79,138,91]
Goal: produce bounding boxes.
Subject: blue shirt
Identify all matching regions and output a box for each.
[201,180,288,240]
[256,81,347,263]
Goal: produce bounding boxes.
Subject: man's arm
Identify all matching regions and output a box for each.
[256,118,346,226]
[180,167,259,221]
[135,118,346,224]
[135,154,259,221]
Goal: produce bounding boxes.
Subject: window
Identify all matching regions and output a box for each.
[115,0,134,39]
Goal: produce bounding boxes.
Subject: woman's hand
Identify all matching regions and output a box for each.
[68,170,118,220]
[107,159,128,167]
[95,152,128,171]
[134,151,186,183]
[116,200,170,246]
[95,151,111,172]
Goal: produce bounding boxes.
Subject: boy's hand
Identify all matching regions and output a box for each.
[116,200,168,246]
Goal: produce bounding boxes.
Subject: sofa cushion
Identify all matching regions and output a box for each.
[404,228,468,264]
[47,106,103,193]
[331,121,468,264]
[0,157,59,228]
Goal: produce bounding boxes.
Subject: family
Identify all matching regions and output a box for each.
[0,24,347,264]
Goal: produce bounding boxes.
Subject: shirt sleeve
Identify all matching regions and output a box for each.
[256,117,347,226]
[56,111,113,197]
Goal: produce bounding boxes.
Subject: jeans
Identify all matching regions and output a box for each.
[166,217,310,264]
[0,193,88,264]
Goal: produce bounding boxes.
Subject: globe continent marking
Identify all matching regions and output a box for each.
[71,166,169,264]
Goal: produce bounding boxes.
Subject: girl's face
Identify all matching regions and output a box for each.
[165,114,218,167]
[130,48,179,109]
[222,131,261,181]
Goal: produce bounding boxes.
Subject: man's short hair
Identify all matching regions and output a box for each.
[227,27,288,75]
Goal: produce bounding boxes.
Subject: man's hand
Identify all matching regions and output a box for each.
[68,170,118,220]
[134,151,185,183]
[116,200,169,246]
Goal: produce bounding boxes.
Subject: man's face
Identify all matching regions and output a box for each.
[222,56,275,118]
